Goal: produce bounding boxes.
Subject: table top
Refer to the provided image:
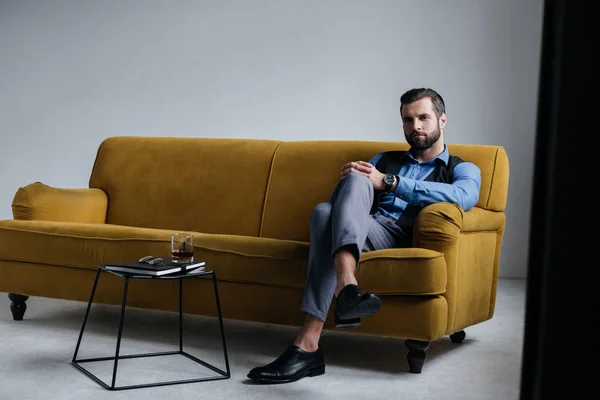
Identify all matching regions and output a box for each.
[98,264,213,280]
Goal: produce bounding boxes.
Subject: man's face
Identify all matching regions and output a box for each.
[401,97,445,151]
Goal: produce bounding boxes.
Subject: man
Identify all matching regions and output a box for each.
[247,88,482,384]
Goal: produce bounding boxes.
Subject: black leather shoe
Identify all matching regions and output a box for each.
[247,345,325,384]
[334,284,381,328]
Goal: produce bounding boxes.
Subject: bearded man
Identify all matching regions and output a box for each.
[247,88,482,384]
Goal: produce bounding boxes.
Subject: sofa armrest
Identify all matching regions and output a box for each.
[413,204,505,334]
[413,204,505,252]
[412,202,464,251]
[12,182,108,223]
[462,206,506,233]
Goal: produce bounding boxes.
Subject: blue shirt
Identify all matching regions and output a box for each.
[369,146,481,221]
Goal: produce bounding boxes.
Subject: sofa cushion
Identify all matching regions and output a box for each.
[88,136,281,236]
[260,141,509,242]
[261,140,401,242]
[0,220,446,295]
[358,248,447,295]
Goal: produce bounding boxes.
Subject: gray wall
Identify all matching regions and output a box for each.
[0,0,543,278]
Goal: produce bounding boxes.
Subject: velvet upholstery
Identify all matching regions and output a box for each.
[0,137,509,344]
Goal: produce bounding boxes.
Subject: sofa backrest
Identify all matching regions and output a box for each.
[89,136,280,236]
[259,141,509,242]
[89,137,509,241]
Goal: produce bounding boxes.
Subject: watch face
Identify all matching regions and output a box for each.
[384,174,395,184]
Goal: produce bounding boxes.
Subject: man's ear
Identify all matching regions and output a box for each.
[440,113,447,128]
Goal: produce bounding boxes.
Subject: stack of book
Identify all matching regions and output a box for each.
[102,258,206,276]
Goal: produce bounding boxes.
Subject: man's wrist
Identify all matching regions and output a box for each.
[391,175,399,192]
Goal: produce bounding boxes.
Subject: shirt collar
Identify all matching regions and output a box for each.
[406,144,449,165]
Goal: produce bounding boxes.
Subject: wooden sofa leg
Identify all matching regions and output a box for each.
[8,293,29,321]
[405,339,430,374]
[450,330,466,343]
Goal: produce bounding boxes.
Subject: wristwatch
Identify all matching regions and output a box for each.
[383,174,397,192]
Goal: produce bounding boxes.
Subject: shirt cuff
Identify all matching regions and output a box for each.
[394,176,416,202]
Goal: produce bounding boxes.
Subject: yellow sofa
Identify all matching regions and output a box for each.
[0,136,509,373]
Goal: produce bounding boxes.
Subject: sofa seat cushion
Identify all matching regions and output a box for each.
[358,249,447,295]
[0,220,446,294]
[0,220,309,289]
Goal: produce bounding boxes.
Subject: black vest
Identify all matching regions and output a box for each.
[373,150,464,228]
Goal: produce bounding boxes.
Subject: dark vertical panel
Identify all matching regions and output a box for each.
[521,0,599,399]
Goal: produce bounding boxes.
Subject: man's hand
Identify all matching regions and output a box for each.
[340,161,386,190]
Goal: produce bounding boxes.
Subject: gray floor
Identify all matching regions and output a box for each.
[0,278,526,400]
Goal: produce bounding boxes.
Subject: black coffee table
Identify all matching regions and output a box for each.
[71,265,230,390]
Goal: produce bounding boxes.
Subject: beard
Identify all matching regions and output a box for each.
[405,125,441,151]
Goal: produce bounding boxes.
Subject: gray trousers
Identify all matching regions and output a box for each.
[300,172,410,322]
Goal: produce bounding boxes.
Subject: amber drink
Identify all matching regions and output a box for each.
[171,233,194,263]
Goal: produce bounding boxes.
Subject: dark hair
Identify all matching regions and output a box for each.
[400,88,446,119]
